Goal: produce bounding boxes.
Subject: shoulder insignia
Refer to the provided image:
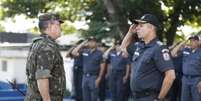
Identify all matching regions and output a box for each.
[161,48,170,61]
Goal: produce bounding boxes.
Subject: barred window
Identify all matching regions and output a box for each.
[1,60,7,72]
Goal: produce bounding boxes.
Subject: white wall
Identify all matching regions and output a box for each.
[12,59,27,84]
[0,58,14,83]
[0,49,74,91]
[0,49,28,84]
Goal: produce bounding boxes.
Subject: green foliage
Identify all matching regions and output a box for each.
[61,22,77,35]
[0,0,201,44]
[0,24,5,32]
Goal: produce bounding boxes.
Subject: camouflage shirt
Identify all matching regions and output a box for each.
[25,34,66,101]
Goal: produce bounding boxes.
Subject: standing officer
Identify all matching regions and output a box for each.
[121,14,176,101]
[72,37,106,101]
[25,13,66,101]
[168,42,183,101]
[103,41,131,101]
[66,40,84,101]
[171,35,201,101]
[98,43,108,101]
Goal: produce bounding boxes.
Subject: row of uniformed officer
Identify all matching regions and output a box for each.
[68,37,132,101]
[68,13,201,101]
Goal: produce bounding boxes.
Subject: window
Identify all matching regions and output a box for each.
[1,60,7,72]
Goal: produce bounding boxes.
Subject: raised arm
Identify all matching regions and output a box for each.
[103,45,115,59]
[65,47,75,58]
[171,40,188,57]
[72,40,88,57]
[120,24,137,49]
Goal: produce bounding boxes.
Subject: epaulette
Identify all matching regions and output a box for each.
[32,37,44,43]
[156,41,163,46]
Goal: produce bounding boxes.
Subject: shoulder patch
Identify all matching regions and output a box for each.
[162,49,169,53]
[161,48,170,61]
[156,41,163,46]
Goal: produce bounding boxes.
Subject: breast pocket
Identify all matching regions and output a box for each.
[141,52,153,64]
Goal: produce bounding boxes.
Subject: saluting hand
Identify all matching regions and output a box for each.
[128,24,138,33]
[82,40,89,47]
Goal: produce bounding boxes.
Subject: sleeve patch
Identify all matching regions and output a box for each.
[162,49,170,61]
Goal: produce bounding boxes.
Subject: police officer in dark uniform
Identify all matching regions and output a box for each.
[25,13,66,101]
[66,40,84,101]
[72,37,106,101]
[168,42,183,101]
[171,35,201,101]
[103,41,131,101]
[120,14,176,101]
[98,43,108,101]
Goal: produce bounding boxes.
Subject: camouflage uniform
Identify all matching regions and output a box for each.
[25,34,66,101]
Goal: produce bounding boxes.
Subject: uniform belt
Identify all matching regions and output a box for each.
[134,90,158,99]
[183,74,201,78]
[84,73,98,77]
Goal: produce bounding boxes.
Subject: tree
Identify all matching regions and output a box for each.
[84,0,201,45]
[0,0,93,34]
[0,0,201,45]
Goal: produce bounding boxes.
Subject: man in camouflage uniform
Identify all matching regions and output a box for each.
[25,13,66,101]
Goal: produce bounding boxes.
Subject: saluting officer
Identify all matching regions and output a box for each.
[66,40,84,101]
[171,35,201,101]
[103,40,131,101]
[72,37,106,101]
[121,14,176,101]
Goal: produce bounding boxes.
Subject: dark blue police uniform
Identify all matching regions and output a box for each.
[81,48,104,101]
[98,75,106,101]
[181,47,201,101]
[128,38,174,101]
[169,55,182,101]
[107,49,130,101]
[73,55,83,101]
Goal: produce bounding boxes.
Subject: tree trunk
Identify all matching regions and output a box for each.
[165,0,183,46]
[102,0,129,38]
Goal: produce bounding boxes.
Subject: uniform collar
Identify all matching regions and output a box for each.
[40,33,59,47]
[40,33,56,42]
[88,48,98,53]
[144,38,158,48]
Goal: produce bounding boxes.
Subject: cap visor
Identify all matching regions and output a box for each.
[188,37,199,41]
[134,19,147,23]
